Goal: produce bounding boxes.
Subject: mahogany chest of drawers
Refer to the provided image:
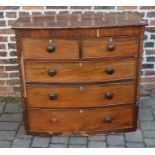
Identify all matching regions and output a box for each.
[13,13,147,136]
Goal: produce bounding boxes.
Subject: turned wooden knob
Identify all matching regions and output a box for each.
[106,67,114,75]
[105,92,113,99]
[49,92,57,100]
[107,37,115,51]
[47,40,55,53]
[48,68,56,76]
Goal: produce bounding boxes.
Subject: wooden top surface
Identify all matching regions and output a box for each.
[12,12,147,29]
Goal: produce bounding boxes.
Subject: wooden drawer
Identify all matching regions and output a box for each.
[19,27,141,39]
[26,81,136,108]
[22,38,79,59]
[25,59,136,82]
[28,105,134,133]
[83,36,139,59]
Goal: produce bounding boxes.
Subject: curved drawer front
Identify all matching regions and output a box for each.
[25,59,136,82]
[22,38,79,59]
[28,105,134,133]
[83,36,138,59]
[26,81,136,108]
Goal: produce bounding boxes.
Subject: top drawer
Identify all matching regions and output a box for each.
[22,38,79,59]
[22,36,139,59]
[83,36,139,59]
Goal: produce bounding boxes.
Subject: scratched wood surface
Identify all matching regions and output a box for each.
[13,13,146,136]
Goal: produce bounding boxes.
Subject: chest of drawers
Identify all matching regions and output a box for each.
[13,13,147,136]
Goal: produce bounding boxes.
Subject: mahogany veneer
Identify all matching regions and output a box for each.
[12,13,147,136]
[24,59,136,82]
[26,81,136,108]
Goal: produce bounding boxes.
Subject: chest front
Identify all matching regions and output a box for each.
[13,13,146,136]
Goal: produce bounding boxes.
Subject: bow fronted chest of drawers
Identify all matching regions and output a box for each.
[12,13,147,136]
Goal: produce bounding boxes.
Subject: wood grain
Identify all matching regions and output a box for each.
[28,105,134,133]
[12,13,146,136]
[12,13,147,29]
[83,36,138,58]
[99,27,141,36]
[22,38,79,59]
[18,27,141,39]
[26,81,136,108]
[24,59,137,82]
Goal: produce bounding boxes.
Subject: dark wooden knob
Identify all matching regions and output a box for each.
[105,92,113,99]
[103,116,113,124]
[107,37,115,51]
[47,40,55,53]
[49,92,57,100]
[48,69,56,76]
[107,44,115,51]
[106,67,114,74]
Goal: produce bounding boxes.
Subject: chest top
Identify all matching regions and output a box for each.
[12,12,147,29]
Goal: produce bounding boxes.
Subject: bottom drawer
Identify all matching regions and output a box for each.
[28,105,134,134]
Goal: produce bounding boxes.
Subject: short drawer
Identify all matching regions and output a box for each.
[22,38,79,59]
[26,81,136,108]
[83,36,138,59]
[24,59,136,82]
[28,105,134,133]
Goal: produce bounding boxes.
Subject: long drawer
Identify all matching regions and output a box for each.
[24,58,136,82]
[28,105,134,133]
[26,81,136,108]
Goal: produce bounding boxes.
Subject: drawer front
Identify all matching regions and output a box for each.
[22,38,79,59]
[83,36,139,58]
[26,81,136,108]
[20,27,141,39]
[25,59,136,82]
[28,105,134,133]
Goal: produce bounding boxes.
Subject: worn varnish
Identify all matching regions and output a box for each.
[18,27,142,39]
[12,13,147,136]
[22,38,79,59]
[83,36,139,58]
[28,105,134,133]
[24,59,137,82]
[26,81,136,108]
[12,13,146,29]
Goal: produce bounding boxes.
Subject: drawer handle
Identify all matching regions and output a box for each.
[106,67,114,75]
[105,92,113,99]
[103,116,113,124]
[48,68,56,76]
[107,37,115,51]
[49,92,57,100]
[47,40,55,53]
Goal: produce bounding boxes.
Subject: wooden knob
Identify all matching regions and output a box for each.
[107,44,115,51]
[106,67,114,75]
[48,68,56,76]
[47,40,55,53]
[49,92,57,100]
[107,37,115,51]
[103,116,112,124]
[105,92,113,99]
